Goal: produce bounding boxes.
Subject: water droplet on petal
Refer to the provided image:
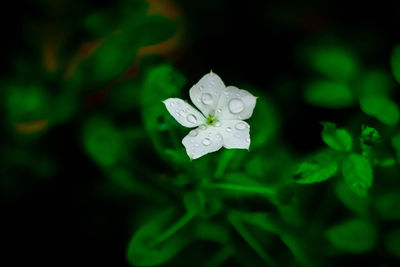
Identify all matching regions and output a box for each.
[170,102,175,107]
[178,110,185,116]
[215,121,222,127]
[226,127,232,132]
[228,99,244,114]
[202,93,213,105]
[216,108,222,113]
[187,114,197,124]
[199,125,206,130]
[189,130,198,137]
[235,122,247,130]
[199,85,204,91]
[202,138,211,146]
[246,138,250,143]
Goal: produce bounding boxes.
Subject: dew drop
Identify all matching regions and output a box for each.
[215,121,222,127]
[199,85,204,91]
[199,125,206,130]
[228,99,244,114]
[170,102,175,107]
[202,93,213,105]
[246,137,250,143]
[187,114,197,124]
[202,138,211,146]
[195,143,200,147]
[235,122,247,130]
[226,127,232,132]
[189,130,198,137]
[216,108,222,113]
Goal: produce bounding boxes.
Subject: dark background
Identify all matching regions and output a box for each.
[1,0,400,266]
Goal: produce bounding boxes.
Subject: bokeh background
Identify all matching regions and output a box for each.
[2,0,400,266]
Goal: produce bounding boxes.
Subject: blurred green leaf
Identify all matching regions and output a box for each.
[335,181,369,215]
[375,192,400,221]
[310,46,359,81]
[360,125,381,146]
[294,150,338,184]
[304,80,355,108]
[325,219,376,253]
[127,209,193,266]
[358,69,394,98]
[360,96,399,126]
[384,228,400,258]
[321,122,352,152]
[82,117,124,167]
[391,133,400,164]
[141,64,186,106]
[5,84,50,123]
[390,44,400,84]
[341,153,373,197]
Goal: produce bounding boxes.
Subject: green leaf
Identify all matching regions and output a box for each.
[82,117,124,167]
[304,80,355,108]
[310,46,359,82]
[390,44,400,84]
[294,150,338,184]
[325,219,376,253]
[375,192,400,221]
[391,133,400,164]
[385,228,400,258]
[360,96,400,126]
[360,125,381,146]
[321,122,352,152]
[359,69,394,98]
[127,209,193,266]
[335,181,369,215]
[341,154,373,197]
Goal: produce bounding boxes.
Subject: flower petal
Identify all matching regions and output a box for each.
[182,125,223,159]
[189,72,226,117]
[219,120,250,149]
[216,86,257,120]
[164,98,206,128]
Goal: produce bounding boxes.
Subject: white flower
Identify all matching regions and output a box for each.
[163,71,257,159]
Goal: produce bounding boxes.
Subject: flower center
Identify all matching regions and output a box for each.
[206,114,217,126]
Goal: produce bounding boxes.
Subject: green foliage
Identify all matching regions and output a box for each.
[303,80,355,108]
[127,209,192,266]
[325,219,376,253]
[310,46,359,82]
[335,181,369,215]
[391,133,400,164]
[294,150,338,184]
[360,125,381,146]
[4,84,49,123]
[384,228,400,258]
[375,192,400,221]
[321,122,352,152]
[359,96,400,126]
[390,44,400,84]
[341,154,373,197]
[83,117,124,167]
[359,69,394,98]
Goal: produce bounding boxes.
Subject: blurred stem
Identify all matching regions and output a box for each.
[228,212,278,267]
[214,150,235,178]
[150,211,195,247]
[203,183,275,197]
[206,247,232,267]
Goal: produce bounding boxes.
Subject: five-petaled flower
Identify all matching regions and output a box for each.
[163,71,257,159]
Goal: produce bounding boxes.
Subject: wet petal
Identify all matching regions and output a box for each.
[216,86,256,120]
[189,72,226,117]
[163,98,206,128]
[182,125,223,159]
[219,120,250,149]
